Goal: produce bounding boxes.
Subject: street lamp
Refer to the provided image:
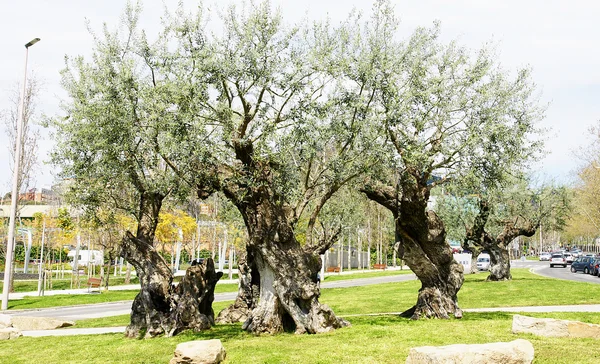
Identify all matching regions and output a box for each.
[2,38,41,310]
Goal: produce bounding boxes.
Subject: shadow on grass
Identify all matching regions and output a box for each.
[172,323,250,342]
[461,312,514,321]
[341,311,515,328]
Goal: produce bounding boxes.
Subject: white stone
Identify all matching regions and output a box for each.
[512,314,600,339]
[0,327,22,340]
[170,339,226,364]
[0,314,12,329]
[10,316,75,331]
[406,339,534,364]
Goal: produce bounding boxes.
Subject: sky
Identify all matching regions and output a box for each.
[1,0,599,193]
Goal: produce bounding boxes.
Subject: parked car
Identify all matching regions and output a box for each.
[570,256,595,274]
[539,252,552,261]
[592,258,600,276]
[564,252,574,264]
[449,241,463,254]
[476,254,491,271]
[550,253,567,268]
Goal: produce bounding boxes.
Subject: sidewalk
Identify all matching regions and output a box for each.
[6,268,406,300]
[5,278,240,300]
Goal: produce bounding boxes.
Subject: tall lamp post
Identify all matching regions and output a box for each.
[2,37,41,310]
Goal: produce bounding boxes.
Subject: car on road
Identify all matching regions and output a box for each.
[564,252,574,264]
[476,254,491,271]
[592,258,600,276]
[570,256,595,274]
[539,252,552,261]
[449,241,463,254]
[550,253,567,268]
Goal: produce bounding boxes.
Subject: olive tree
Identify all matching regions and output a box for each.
[360,4,545,319]
[52,5,222,338]
[181,3,380,334]
[439,178,570,281]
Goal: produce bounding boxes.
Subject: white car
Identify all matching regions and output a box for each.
[539,252,552,261]
[564,252,574,264]
[476,254,490,271]
[550,253,567,268]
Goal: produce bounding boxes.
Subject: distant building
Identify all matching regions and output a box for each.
[19,187,59,204]
[0,204,54,219]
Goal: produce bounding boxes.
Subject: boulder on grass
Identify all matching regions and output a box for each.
[406,339,534,364]
[170,339,226,364]
[10,316,75,331]
[0,314,12,329]
[512,314,600,339]
[0,327,22,340]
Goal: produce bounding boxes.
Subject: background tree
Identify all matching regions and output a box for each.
[361,3,544,319]
[562,122,600,250]
[155,208,197,267]
[439,178,570,281]
[2,76,41,198]
[1,76,41,290]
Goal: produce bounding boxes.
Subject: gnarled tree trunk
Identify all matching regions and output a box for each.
[216,245,259,324]
[226,194,348,335]
[120,192,222,338]
[363,182,464,320]
[398,210,464,320]
[487,245,511,281]
[121,233,222,338]
[465,199,536,282]
[210,139,349,335]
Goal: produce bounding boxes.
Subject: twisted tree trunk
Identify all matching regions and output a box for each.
[209,139,349,334]
[397,210,464,319]
[362,182,464,320]
[237,200,349,334]
[121,232,222,337]
[487,245,511,281]
[465,199,537,282]
[216,246,258,324]
[120,192,222,338]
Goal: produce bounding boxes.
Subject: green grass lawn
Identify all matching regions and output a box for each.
[4,312,600,363]
[8,291,139,310]
[0,276,141,293]
[6,270,411,310]
[3,269,600,363]
[8,282,239,310]
[322,269,412,282]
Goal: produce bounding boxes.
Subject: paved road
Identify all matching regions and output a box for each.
[512,260,600,285]
[6,273,417,321]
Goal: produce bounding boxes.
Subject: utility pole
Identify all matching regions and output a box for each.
[2,37,41,310]
[37,220,46,296]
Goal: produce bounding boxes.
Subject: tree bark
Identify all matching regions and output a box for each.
[465,199,537,281]
[362,182,464,320]
[216,245,258,324]
[121,232,223,338]
[120,192,223,338]
[229,195,349,334]
[206,138,348,334]
[487,245,511,281]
